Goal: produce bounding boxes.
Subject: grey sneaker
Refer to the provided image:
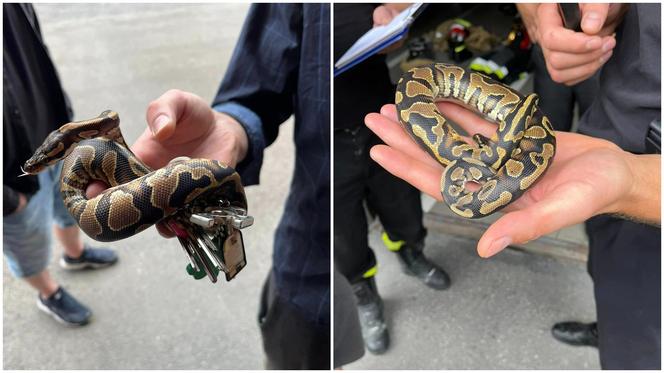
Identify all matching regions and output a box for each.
[36,287,92,326]
[60,245,118,270]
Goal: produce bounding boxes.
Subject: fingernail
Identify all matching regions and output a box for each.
[602,38,616,52]
[365,116,375,128]
[599,50,613,64]
[582,12,601,31]
[482,236,512,258]
[152,114,170,135]
[585,37,601,50]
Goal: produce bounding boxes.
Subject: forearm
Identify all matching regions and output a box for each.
[618,153,661,224]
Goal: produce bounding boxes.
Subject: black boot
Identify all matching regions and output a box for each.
[390,237,451,290]
[352,277,389,354]
[551,321,599,347]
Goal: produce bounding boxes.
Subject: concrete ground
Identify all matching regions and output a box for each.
[4,4,291,369]
[346,223,599,370]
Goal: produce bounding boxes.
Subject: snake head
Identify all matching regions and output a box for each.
[22,130,71,174]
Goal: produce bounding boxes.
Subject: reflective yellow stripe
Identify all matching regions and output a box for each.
[362,265,378,278]
[382,232,405,252]
[454,18,471,28]
[454,45,466,53]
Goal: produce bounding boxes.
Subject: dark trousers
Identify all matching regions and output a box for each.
[334,126,426,283]
[586,215,661,369]
[258,271,330,369]
[532,44,599,131]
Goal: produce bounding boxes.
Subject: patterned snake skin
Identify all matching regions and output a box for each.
[23,110,247,241]
[396,63,556,218]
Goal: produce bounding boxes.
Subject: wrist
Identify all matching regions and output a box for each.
[612,152,661,224]
[214,111,249,166]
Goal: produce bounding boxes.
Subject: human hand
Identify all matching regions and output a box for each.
[532,3,628,85]
[86,89,249,237]
[13,192,28,214]
[373,3,411,54]
[365,103,653,258]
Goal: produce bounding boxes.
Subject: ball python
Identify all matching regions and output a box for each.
[23,110,247,242]
[395,63,556,218]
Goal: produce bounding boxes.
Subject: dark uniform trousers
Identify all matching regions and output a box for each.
[586,215,661,369]
[334,125,427,283]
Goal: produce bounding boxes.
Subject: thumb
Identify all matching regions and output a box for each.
[145,89,187,141]
[580,4,610,35]
[373,6,394,26]
[477,182,597,258]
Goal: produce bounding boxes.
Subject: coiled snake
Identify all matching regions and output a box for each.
[396,63,556,218]
[23,110,247,242]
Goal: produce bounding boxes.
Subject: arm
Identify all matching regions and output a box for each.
[212,3,302,185]
[365,103,661,258]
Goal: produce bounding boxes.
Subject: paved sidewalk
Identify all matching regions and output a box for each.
[346,223,599,370]
[4,4,291,369]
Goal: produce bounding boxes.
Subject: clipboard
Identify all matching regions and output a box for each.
[334,3,427,77]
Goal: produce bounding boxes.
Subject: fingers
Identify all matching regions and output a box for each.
[580,3,610,35]
[156,222,175,238]
[477,181,597,258]
[545,39,613,71]
[145,89,212,142]
[538,4,603,53]
[145,89,189,141]
[545,48,612,85]
[373,6,394,26]
[369,145,443,201]
[85,180,109,199]
[537,4,616,85]
[365,106,441,170]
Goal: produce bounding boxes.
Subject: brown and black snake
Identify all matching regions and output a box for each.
[396,63,556,218]
[23,110,247,242]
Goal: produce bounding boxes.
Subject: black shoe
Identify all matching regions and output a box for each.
[353,277,390,354]
[395,244,451,290]
[36,287,92,326]
[551,321,599,347]
[60,245,118,270]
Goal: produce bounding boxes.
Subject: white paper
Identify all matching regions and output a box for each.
[335,3,424,69]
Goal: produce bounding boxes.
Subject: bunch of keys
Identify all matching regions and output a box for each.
[167,199,254,284]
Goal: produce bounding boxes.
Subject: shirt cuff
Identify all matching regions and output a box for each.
[213,102,265,186]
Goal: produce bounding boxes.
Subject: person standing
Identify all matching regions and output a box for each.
[334,3,451,355]
[367,3,660,369]
[3,3,118,326]
[90,3,331,369]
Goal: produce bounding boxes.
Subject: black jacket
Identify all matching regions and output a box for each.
[3,4,73,215]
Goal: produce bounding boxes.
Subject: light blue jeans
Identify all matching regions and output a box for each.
[3,162,77,277]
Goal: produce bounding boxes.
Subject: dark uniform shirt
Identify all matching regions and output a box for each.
[3,3,73,215]
[578,4,660,152]
[212,4,330,326]
[576,4,661,369]
[334,4,394,129]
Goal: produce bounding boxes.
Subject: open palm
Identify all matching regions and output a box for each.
[365,103,633,258]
